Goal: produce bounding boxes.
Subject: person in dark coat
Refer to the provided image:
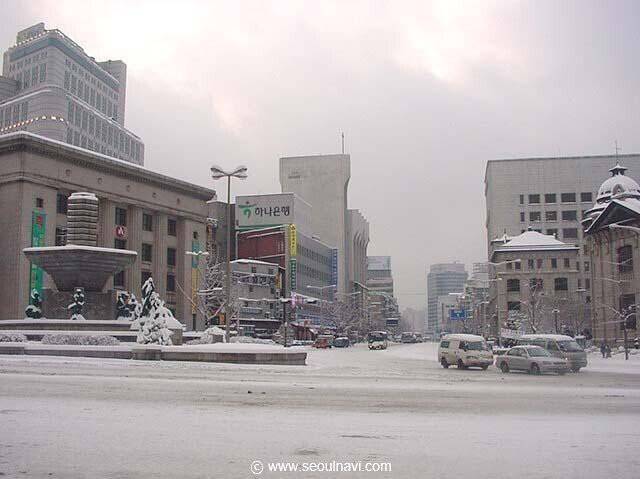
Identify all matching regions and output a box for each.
[600,342,606,358]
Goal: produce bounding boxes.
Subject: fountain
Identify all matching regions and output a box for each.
[23,192,137,320]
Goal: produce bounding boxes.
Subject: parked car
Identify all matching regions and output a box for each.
[401,332,417,343]
[333,337,351,348]
[438,334,493,370]
[368,331,389,350]
[496,345,569,375]
[517,334,587,372]
[313,335,334,348]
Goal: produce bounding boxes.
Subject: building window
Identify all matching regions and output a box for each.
[115,207,127,226]
[527,259,535,270]
[520,212,525,222]
[114,239,127,249]
[166,273,176,292]
[35,197,44,208]
[584,261,590,272]
[562,210,577,221]
[546,228,558,237]
[618,245,633,273]
[251,267,257,273]
[141,271,152,287]
[514,261,521,271]
[554,278,568,291]
[580,192,593,203]
[167,248,176,267]
[141,243,153,263]
[507,301,520,311]
[249,285,254,293]
[545,211,557,222]
[561,193,576,203]
[39,63,46,82]
[506,279,520,292]
[585,278,590,290]
[519,195,524,205]
[563,228,578,239]
[114,270,125,289]
[528,194,540,204]
[142,213,153,232]
[551,258,557,269]
[529,211,541,222]
[506,262,513,270]
[563,258,570,268]
[536,258,543,269]
[167,218,177,236]
[55,227,67,246]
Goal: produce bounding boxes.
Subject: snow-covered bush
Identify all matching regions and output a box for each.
[136,277,173,346]
[68,288,86,320]
[187,326,226,345]
[24,289,43,319]
[41,334,120,346]
[0,333,28,343]
[230,336,275,345]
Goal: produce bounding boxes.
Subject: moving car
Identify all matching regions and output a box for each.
[517,334,587,372]
[496,345,569,375]
[401,332,417,343]
[333,337,351,348]
[313,335,333,348]
[438,334,493,370]
[368,331,389,350]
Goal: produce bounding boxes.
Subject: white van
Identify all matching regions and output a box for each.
[439,334,493,370]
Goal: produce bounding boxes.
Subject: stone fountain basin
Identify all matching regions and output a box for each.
[23,245,137,292]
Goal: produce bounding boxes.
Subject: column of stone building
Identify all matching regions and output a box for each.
[153,213,168,296]
[127,206,143,297]
[175,218,187,325]
[98,198,115,290]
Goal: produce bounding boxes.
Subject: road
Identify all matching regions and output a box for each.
[1,342,640,478]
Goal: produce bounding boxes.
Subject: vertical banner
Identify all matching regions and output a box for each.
[330,248,338,287]
[29,211,46,297]
[289,224,297,257]
[290,259,297,291]
[191,240,200,314]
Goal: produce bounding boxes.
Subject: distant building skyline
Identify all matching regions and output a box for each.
[426,262,467,333]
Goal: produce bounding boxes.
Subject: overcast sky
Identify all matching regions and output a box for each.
[3,1,640,309]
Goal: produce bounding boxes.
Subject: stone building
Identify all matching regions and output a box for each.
[583,164,640,344]
[0,132,214,328]
[490,229,580,337]
[0,22,144,164]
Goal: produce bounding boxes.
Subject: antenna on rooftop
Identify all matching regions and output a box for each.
[615,140,621,162]
[341,131,345,154]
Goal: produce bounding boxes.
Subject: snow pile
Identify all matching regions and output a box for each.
[186,326,226,345]
[41,334,120,346]
[136,278,173,346]
[0,333,28,343]
[230,336,275,345]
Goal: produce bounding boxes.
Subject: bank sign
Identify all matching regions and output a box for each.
[236,194,294,229]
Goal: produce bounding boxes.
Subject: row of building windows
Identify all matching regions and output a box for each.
[66,100,141,162]
[520,210,587,223]
[9,62,47,91]
[65,58,118,101]
[64,70,118,120]
[297,261,331,283]
[7,50,48,72]
[297,244,332,267]
[519,192,593,205]
[505,277,579,293]
[505,258,590,272]
[0,102,28,128]
[115,207,178,236]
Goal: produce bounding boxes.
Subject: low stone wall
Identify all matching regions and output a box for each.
[0,319,134,331]
[0,343,307,365]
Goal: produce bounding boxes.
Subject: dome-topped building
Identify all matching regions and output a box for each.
[583,163,640,228]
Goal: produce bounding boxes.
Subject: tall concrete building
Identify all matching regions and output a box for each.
[0,23,144,165]
[279,154,352,293]
[426,263,467,333]
[347,208,370,291]
[485,154,640,308]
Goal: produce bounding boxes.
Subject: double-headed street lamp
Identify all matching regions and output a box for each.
[211,165,248,342]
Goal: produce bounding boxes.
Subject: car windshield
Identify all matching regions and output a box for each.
[527,348,551,357]
[466,341,488,351]
[368,333,387,342]
[558,340,583,352]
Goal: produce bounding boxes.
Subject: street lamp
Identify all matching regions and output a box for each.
[280,295,318,347]
[210,165,248,342]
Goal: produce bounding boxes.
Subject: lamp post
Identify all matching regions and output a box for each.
[210,165,248,342]
[185,250,210,330]
[280,294,317,347]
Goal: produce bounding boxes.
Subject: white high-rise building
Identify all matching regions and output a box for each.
[0,23,144,165]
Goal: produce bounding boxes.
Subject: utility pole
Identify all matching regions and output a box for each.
[341,132,345,154]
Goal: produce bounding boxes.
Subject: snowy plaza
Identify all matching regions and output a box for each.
[1,342,640,478]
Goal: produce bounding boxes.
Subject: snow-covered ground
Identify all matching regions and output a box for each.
[1,342,639,478]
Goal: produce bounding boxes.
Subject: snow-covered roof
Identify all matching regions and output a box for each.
[441,333,486,341]
[231,258,280,267]
[492,230,578,257]
[597,163,640,202]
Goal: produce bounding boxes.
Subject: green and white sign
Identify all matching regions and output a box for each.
[29,211,46,297]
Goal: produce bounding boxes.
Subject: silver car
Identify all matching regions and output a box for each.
[496,345,569,375]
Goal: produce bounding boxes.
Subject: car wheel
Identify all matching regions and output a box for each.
[530,363,541,375]
[457,359,466,369]
[500,362,510,373]
[571,367,581,373]
[481,365,489,370]
[440,357,449,369]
